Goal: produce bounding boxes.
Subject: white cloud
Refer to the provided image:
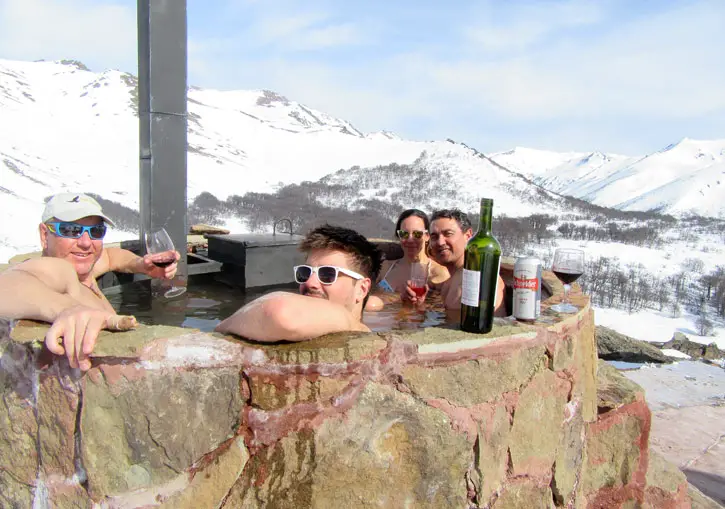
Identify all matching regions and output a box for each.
[291,22,364,51]
[414,1,725,120]
[2,0,722,153]
[0,0,137,73]
[246,14,368,52]
[463,0,606,53]
[189,1,723,145]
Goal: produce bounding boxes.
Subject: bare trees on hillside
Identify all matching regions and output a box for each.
[580,255,725,335]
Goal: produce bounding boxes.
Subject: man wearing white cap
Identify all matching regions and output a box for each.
[0,192,180,371]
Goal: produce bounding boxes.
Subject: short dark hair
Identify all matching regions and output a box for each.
[394,209,430,236]
[430,209,472,233]
[299,224,382,284]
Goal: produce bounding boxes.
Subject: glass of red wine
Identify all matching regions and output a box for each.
[550,248,584,313]
[144,227,186,298]
[410,262,428,299]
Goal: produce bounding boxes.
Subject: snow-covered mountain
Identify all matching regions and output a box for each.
[491,139,725,218]
[1,57,724,264]
[0,58,567,261]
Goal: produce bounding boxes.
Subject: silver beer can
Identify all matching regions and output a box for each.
[513,257,541,321]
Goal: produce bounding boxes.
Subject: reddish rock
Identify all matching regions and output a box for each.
[509,369,571,481]
[0,329,39,487]
[43,476,92,508]
[472,398,512,505]
[0,290,695,509]
[493,480,555,508]
[37,364,81,478]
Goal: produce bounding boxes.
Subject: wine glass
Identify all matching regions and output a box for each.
[550,248,584,313]
[409,262,428,298]
[144,227,186,298]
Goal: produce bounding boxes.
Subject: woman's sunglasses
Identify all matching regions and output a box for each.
[45,221,107,240]
[396,229,427,240]
[294,265,365,285]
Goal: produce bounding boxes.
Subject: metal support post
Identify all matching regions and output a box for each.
[138,0,188,281]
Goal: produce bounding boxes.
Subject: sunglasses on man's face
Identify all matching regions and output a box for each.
[45,222,107,240]
[396,229,427,240]
[294,265,365,285]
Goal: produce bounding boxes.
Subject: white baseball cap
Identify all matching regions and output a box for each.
[42,193,115,227]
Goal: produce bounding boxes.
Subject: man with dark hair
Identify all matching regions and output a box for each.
[0,193,179,371]
[423,208,505,316]
[216,224,381,341]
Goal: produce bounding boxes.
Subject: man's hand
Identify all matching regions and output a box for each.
[45,306,137,371]
[141,251,181,280]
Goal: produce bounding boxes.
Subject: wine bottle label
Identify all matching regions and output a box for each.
[461,269,480,307]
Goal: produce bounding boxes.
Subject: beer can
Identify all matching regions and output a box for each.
[513,257,541,321]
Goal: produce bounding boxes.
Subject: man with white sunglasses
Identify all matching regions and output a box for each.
[216,224,382,341]
[0,192,179,371]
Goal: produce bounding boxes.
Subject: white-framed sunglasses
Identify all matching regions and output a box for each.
[293,265,365,285]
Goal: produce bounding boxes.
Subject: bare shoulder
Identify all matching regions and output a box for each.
[365,295,385,311]
[354,322,371,332]
[217,291,364,342]
[7,257,77,282]
[429,260,450,285]
[377,259,394,282]
[0,257,79,297]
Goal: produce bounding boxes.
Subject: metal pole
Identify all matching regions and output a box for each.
[138,0,188,282]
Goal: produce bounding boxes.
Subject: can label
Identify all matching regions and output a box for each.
[513,257,541,320]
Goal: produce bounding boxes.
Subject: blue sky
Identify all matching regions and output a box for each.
[0,0,723,154]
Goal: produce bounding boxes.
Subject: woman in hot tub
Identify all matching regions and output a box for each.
[365,209,448,311]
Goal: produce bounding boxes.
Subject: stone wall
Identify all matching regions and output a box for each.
[0,289,693,508]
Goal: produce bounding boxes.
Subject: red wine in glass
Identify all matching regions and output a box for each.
[550,249,585,313]
[411,286,426,298]
[151,254,176,268]
[552,270,582,285]
[409,262,428,301]
[144,228,186,298]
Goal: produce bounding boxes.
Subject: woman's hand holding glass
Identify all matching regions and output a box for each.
[403,262,429,308]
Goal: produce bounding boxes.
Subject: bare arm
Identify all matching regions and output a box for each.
[215,292,369,342]
[0,258,137,371]
[0,259,86,321]
[494,274,507,316]
[93,247,179,280]
[93,247,144,276]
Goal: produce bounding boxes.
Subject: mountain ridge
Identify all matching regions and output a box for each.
[1,57,723,262]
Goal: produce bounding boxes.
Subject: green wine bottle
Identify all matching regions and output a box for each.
[461,198,502,333]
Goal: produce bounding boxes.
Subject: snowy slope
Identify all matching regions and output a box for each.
[490,147,591,176]
[319,144,566,217]
[491,139,725,218]
[2,57,724,265]
[0,58,555,261]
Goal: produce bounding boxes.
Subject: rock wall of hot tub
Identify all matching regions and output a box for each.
[0,293,690,508]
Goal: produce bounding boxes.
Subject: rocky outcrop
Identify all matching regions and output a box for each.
[661,332,724,361]
[0,291,694,508]
[596,325,671,363]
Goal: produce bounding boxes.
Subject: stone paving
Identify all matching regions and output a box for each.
[624,361,725,507]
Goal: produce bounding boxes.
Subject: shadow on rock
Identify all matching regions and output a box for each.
[683,469,725,507]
